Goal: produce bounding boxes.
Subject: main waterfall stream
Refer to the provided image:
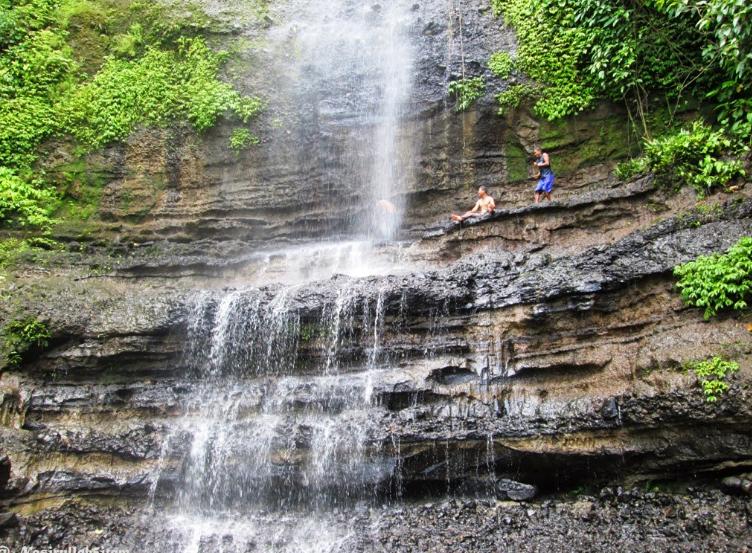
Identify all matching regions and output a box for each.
[149,1,427,550]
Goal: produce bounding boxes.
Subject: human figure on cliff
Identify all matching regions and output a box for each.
[450,186,496,222]
[532,147,554,203]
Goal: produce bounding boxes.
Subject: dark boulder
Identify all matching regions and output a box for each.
[495,479,537,501]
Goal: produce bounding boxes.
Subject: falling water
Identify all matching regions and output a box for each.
[365,2,414,239]
[148,281,404,551]
[148,0,422,550]
[275,0,416,241]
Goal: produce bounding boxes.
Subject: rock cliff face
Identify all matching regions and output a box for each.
[1,0,751,551]
[47,0,631,258]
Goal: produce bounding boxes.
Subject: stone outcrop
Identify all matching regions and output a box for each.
[1,488,750,552]
[44,0,635,263]
[1,194,750,514]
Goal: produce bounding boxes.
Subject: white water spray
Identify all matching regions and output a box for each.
[146,1,421,550]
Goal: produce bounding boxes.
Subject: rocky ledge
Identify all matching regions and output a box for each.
[0,195,750,515]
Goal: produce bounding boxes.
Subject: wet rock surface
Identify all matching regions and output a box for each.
[351,488,752,553]
[723,474,752,496]
[495,479,537,501]
[0,196,748,526]
[1,198,751,505]
[1,487,750,552]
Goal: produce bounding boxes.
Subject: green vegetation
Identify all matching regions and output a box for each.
[685,356,739,402]
[299,322,331,343]
[1,317,51,368]
[495,83,536,116]
[613,157,647,182]
[448,77,486,112]
[230,127,259,151]
[483,0,751,191]
[0,168,58,228]
[0,237,66,277]
[616,121,746,195]
[61,37,263,149]
[674,237,752,319]
[490,0,594,120]
[299,323,316,343]
[51,157,107,223]
[663,0,752,141]
[488,51,513,79]
[643,122,745,195]
[673,201,724,229]
[488,0,749,132]
[0,0,262,231]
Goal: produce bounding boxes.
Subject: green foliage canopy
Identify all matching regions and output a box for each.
[674,236,752,319]
[0,0,262,230]
[658,0,752,140]
[490,0,595,120]
[487,0,751,194]
[488,0,751,142]
[489,0,707,123]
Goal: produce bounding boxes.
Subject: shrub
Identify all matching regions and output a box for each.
[643,121,746,196]
[59,37,263,149]
[614,157,649,181]
[448,77,485,112]
[488,51,514,79]
[674,236,752,319]
[229,128,259,151]
[685,356,739,402]
[0,167,57,228]
[495,83,536,116]
[1,317,51,368]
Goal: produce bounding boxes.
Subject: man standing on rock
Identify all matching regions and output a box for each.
[450,186,496,222]
[533,146,554,203]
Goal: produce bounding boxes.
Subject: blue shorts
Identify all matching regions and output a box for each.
[535,173,555,193]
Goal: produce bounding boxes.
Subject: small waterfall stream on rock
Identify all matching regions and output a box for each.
[150,1,423,550]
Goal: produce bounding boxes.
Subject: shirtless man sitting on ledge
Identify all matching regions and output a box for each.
[450,186,496,222]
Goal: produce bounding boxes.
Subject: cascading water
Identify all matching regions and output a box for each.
[365,3,414,240]
[152,284,397,552]
[274,0,416,242]
[145,1,425,550]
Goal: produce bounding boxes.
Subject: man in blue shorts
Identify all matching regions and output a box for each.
[533,146,554,203]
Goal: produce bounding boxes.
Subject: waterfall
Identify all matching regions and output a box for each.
[275,0,416,241]
[366,2,414,239]
[147,1,421,550]
[148,282,401,551]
